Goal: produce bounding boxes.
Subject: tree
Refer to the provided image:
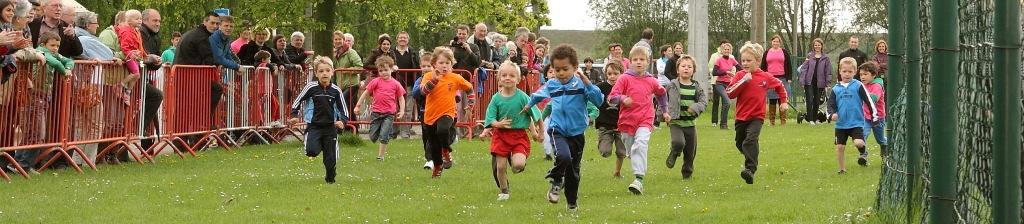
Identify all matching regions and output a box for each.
[766,0,839,56]
[81,0,548,58]
[707,0,751,55]
[589,0,688,61]
[849,0,888,31]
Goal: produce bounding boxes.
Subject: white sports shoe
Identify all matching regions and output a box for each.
[423,161,434,170]
[628,179,644,195]
[497,193,510,201]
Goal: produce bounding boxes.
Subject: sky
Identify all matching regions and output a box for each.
[542,0,861,31]
[542,0,599,30]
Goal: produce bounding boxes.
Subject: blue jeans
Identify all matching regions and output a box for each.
[863,120,888,145]
[710,82,730,126]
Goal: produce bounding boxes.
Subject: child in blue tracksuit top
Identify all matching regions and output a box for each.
[524,44,604,212]
[289,56,349,184]
[827,57,878,174]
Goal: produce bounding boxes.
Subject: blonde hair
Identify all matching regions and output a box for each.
[739,42,765,61]
[838,57,859,71]
[498,61,521,77]
[628,46,649,59]
[431,47,455,65]
[312,56,334,69]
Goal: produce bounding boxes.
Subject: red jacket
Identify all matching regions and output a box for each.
[726,69,787,121]
[116,24,144,59]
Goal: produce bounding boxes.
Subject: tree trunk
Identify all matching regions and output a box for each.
[312,0,335,56]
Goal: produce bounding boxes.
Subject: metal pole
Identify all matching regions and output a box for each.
[928,0,959,222]
[688,0,710,92]
[992,0,1023,222]
[751,0,766,45]
[886,0,905,140]
[904,1,923,222]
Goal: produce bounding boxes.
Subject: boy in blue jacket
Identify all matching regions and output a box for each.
[827,57,878,174]
[289,56,349,184]
[523,44,604,212]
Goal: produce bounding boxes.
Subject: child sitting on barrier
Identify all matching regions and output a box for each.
[116,10,145,105]
[354,56,405,161]
[288,56,348,184]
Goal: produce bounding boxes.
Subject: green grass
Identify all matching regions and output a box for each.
[0,117,881,223]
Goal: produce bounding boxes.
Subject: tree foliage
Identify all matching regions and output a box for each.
[707,0,751,54]
[766,0,839,56]
[78,0,549,57]
[588,0,688,60]
[848,0,887,31]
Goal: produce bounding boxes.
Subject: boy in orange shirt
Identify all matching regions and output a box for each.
[419,47,475,178]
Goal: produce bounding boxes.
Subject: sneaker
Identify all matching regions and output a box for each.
[497,193,510,201]
[567,203,578,212]
[547,184,561,204]
[719,125,728,130]
[431,166,443,178]
[808,121,816,125]
[857,155,868,166]
[682,171,692,179]
[120,86,131,106]
[326,179,335,184]
[711,122,718,127]
[838,170,847,175]
[442,150,453,169]
[666,150,680,168]
[740,169,754,184]
[627,179,644,195]
[423,161,434,170]
[376,156,385,161]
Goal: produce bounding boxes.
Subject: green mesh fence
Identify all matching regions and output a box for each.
[874,1,1013,223]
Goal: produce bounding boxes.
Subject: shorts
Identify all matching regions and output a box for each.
[368,112,395,144]
[489,128,531,158]
[835,127,864,145]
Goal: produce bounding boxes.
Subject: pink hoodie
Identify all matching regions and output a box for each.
[608,70,668,135]
[862,82,886,120]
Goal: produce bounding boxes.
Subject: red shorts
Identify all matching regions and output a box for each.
[490,128,531,157]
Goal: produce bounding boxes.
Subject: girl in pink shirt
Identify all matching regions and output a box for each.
[607,47,669,195]
[354,56,406,160]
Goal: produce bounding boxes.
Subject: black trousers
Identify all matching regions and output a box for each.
[140,83,164,151]
[546,130,585,205]
[734,119,763,173]
[804,86,825,121]
[669,124,697,176]
[305,126,338,182]
[424,116,455,167]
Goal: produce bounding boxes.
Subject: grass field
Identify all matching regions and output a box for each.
[0,117,880,223]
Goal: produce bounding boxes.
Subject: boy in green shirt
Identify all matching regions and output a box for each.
[663,55,707,179]
[483,61,542,201]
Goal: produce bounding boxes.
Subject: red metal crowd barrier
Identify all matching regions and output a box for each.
[163,65,233,156]
[0,59,545,182]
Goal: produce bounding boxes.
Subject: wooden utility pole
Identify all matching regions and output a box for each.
[688,0,710,91]
[751,0,766,45]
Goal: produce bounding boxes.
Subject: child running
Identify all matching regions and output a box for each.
[354,56,406,161]
[607,47,669,195]
[289,56,349,184]
[827,57,879,174]
[525,44,603,212]
[595,61,627,178]
[725,42,788,184]
[664,55,708,179]
[412,53,435,169]
[420,47,474,178]
[484,61,543,201]
[858,61,887,157]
